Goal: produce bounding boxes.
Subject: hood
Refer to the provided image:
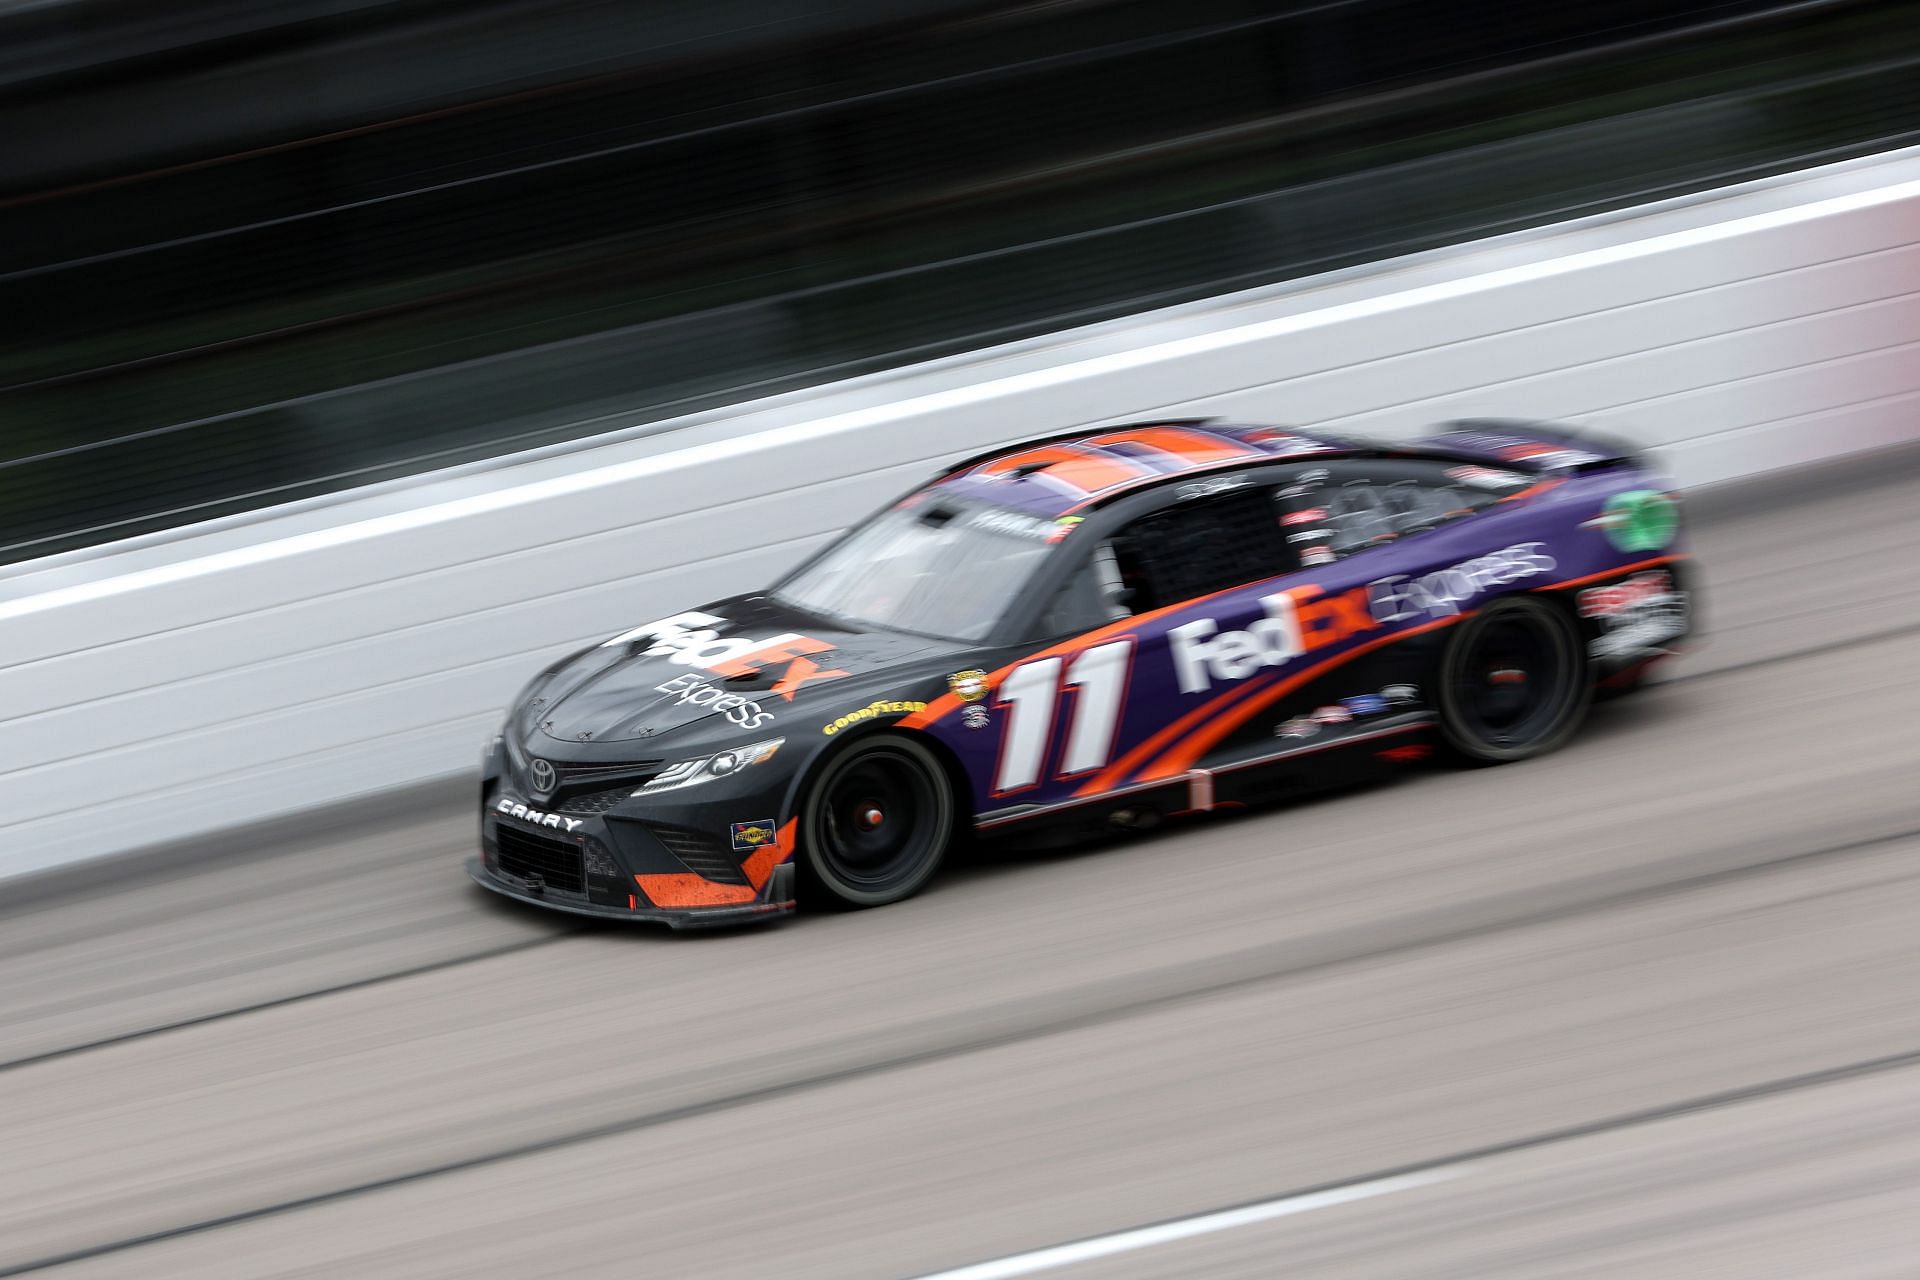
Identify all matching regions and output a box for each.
[512,594,962,747]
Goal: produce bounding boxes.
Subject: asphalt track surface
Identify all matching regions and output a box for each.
[4,446,1920,1279]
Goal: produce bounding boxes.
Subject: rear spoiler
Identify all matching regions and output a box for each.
[1414,419,1645,475]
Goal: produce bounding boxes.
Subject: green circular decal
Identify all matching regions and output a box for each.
[1598,489,1677,553]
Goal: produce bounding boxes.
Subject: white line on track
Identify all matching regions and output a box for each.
[909,1168,1459,1280]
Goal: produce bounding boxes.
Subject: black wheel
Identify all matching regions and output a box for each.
[1435,596,1589,764]
[798,734,954,908]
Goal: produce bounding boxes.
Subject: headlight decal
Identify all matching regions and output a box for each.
[634,739,783,795]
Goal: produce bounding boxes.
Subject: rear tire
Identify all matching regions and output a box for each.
[798,734,954,909]
[1435,596,1589,764]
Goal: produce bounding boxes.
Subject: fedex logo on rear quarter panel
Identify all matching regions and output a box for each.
[1168,585,1379,692]
[1164,544,1556,695]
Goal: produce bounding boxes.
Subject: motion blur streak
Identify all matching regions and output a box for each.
[1,448,1918,1276]
[7,165,1912,628]
[7,0,1916,562]
[910,1171,1457,1280]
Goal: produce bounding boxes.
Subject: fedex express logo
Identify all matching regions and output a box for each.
[1367,543,1555,623]
[1171,544,1555,691]
[602,612,848,700]
[1170,587,1365,693]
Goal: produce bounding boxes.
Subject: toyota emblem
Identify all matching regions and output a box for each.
[529,758,557,796]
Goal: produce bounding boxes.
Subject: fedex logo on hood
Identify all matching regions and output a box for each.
[601,611,848,700]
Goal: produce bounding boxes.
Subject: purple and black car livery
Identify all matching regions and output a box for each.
[470,419,1693,927]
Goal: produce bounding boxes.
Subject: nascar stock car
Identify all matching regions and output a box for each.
[470,419,1692,927]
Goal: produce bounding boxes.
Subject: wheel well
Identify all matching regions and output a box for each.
[1517,585,1580,624]
[1466,589,1586,643]
[1431,589,1591,764]
[1522,587,1596,675]
[892,727,976,842]
[793,723,974,826]
[903,728,973,809]
[1427,590,1589,706]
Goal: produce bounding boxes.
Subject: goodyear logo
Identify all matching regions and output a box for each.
[821,699,928,735]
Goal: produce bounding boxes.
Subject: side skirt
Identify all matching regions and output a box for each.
[973,714,1434,833]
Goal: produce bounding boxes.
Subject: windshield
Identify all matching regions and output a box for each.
[774,499,1061,641]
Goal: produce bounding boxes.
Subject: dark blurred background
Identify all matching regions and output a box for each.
[3,0,1915,564]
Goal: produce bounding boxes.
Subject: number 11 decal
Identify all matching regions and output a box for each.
[992,640,1134,794]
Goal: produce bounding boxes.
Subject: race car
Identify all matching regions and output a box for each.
[469,418,1692,927]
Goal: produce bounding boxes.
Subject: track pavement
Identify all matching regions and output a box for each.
[2,446,1918,1278]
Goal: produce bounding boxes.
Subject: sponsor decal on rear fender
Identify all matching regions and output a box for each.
[1583,490,1679,553]
[1579,570,1688,659]
[1367,543,1556,623]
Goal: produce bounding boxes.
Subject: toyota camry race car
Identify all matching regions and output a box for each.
[469,419,1692,927]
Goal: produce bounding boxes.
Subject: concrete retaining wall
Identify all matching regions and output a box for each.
[5,147,1919,879]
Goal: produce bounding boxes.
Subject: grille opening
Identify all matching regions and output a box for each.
[652,826,750,886]
[553,759,662,786]
[560,785,635,816]
[544,760,663,802]
[583,838,620,879]
[507,744,661,801]
[495,825,585,894]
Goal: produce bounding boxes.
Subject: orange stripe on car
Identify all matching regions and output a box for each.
[1081,581,1384,790]
[742,819,797,891]
[1075,670,1277,795]
[1531,553,1686,592]
[1141,614,1464,780]
[972,444,1150,496]
[1085,426,1256,466]
[1496,478,1564,504]
[1059,455,1268,515]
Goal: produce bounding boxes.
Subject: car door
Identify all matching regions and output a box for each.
[969,477,1300,819]
[1032,458,1538,798]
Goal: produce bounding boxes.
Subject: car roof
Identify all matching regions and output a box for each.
[928,420,1347,518]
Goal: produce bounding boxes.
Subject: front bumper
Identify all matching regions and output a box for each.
[478,779,799,927]
[467,856,795,929]
[478,731,804,927]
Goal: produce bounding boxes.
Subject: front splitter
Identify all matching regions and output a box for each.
[465,858,794,930]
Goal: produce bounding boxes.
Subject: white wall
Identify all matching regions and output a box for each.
[5,147,1919,879]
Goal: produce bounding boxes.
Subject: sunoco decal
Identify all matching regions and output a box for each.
[731,820,778,852]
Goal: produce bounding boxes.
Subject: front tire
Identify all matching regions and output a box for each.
[798,734,954,909]
[1435,596,1589,764]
